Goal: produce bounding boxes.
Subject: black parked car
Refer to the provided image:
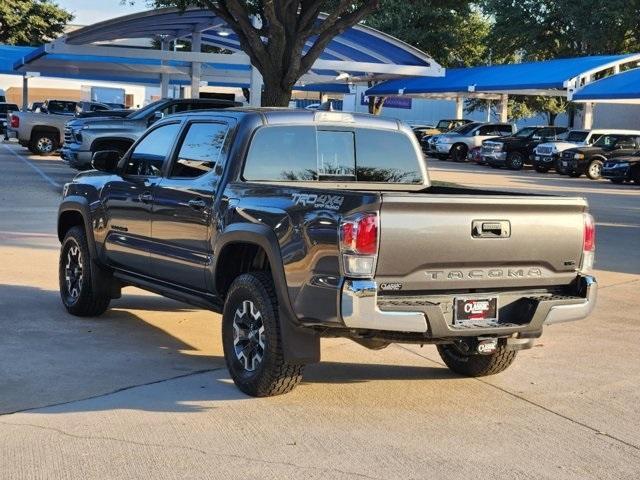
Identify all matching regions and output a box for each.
[481,126,568,170]
[560,132,640,179]
[601,154,640,185]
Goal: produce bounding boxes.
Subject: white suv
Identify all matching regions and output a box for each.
[433,122,515,162]
[533,130,603,173]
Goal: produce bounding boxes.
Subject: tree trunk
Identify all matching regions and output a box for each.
[262,76,294,107]
[548,112,557,125]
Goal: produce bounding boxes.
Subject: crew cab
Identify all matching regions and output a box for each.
[57,109,597,397]
[61,98,240,170]
[6,100,77,155]
[559,130,640,179]
[482,126,569,170]
[433,122,514,162]
[532,129,603,173]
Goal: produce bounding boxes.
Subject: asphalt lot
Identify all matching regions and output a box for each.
[0,141,639,479]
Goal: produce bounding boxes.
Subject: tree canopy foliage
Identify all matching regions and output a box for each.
[0,0,73,46]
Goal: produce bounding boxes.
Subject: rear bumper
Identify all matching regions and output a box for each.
[340,275,596,336]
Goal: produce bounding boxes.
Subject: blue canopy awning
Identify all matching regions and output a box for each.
[572,67,640,103]
[366,55,638,97]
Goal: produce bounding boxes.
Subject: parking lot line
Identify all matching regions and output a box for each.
[2,144,61,189]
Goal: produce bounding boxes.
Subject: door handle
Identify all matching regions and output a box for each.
[188,198,207,210]
[138,192,153,203]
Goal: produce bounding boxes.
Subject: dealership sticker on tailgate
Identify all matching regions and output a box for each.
[454,297,498,325]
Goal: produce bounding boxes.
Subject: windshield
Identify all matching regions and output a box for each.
[565,131,589,142]
[452,122,480,135]
[514,127,538,138]
[593,134,637,149]
[127,99,167,120]
[436,120,451,130]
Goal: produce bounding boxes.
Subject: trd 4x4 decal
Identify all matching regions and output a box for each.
[292,193,344,210]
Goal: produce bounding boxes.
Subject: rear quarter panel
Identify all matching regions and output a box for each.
[221,181,380,326]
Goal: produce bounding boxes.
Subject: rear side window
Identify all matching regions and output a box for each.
[243,126,422,184]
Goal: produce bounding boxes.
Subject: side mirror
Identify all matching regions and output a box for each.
[92,150,121,173]
[149,111,164,125]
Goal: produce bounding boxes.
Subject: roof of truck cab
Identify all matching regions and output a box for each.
[173,108,405,130]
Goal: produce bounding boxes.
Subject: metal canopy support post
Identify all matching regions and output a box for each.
[191,31,202,99]
[249,64,263,107]
[499,94,509,122]
[21,75,29,110]
[160,40,169,99]
[582,102,594,129]
[455,96,464,118]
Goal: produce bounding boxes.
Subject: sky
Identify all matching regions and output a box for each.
[56,0,148,25]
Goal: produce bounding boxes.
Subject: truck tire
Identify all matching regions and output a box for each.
[437,342,517,377]
[451,143,468,162]
[59,226,110,316]
[222,272,304,397]
[506,152,525,170]
[29,132,57,156]
[586,159,603,180]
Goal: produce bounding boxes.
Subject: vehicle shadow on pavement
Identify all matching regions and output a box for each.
[1,285,458,415]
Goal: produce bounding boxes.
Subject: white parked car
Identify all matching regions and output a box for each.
[533,129,603,173]
[433,122,515,162]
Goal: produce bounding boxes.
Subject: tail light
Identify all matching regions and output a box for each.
[339,212,379,277]
[10,115,19,129]
[581,213,595,272]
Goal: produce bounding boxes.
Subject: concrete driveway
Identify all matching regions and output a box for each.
[1,143,638,479]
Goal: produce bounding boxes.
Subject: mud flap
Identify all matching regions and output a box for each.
[278,305,321,364]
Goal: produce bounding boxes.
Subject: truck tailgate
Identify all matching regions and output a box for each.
[376,194,587,291]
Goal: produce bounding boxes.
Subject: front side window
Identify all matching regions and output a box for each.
[123,123,181,176]
[243,126,422,184]
[170,122,228,178]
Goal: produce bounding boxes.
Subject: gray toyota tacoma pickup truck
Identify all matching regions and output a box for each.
[57,109,597,396]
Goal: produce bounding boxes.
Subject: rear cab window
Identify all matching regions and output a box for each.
[242,125,423,185]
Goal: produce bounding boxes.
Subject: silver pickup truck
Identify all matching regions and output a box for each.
[6,100,78,155]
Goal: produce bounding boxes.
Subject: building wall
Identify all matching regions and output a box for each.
[0,74,153,108]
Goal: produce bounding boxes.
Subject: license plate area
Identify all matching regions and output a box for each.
[454,297,498,325]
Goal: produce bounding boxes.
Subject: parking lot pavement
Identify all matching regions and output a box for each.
[1,144,639,479]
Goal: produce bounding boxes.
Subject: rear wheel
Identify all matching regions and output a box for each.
[437,342,517,377]
[451,143,468,162]
[222,272,304,397]
[506,152,525,170]
[29,132,57,156]
[59,226,110,316]
[586,159,603,180]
